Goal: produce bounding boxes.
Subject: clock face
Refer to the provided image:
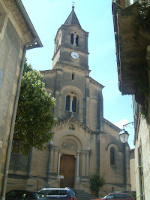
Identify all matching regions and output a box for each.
[71,52,79,60]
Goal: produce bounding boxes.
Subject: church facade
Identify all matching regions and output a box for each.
[7,6,131,195]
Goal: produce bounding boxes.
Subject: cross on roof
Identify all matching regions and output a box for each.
[72,1,75,7]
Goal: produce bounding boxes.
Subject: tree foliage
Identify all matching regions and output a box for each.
[90,173,105,197]
[13,60,55,154]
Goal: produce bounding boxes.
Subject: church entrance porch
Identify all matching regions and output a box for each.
[60,154,75,188]
[48,129,91,191]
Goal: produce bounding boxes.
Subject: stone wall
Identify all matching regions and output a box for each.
[135,116,150,200]
[0,0,40,197]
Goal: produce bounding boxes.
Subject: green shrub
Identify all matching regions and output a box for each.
[90,173,105,197]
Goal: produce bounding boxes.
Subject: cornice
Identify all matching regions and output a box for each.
[89,77,104,89]
[62,62,90,73]
[40,68,63,75]
[4,0,42,48]
[55,117,102,135]
[53,61,90,74]
[103,118,121,132]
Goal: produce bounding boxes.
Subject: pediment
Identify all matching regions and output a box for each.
[54,117,92,134]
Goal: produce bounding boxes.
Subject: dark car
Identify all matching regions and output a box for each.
[93,192,135,200]
[5,189,48,200]
[38,187,77,200]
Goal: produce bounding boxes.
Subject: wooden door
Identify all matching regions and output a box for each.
[60,154,75,188]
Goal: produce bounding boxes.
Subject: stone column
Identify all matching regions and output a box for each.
[73,34,76,46]
[81,151,86,176]
[86,97,90,126]
[57,151,61,175]
[52,149,55,173]
[52,148,59,174]
[75,151,80,189]
[47,142,53,178]
[54,91,59,119]
[86,152,89,176]
[85,77,90,126]
[70,97,73,112]
[76,152,80,180]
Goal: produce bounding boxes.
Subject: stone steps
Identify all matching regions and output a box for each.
[75,189,96,200]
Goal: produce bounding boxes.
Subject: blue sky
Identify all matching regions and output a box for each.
[22,0,134,148]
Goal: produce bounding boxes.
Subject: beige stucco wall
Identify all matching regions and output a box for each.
[0,0,39,197]
[130,149,136,191]
[135,115,150,200]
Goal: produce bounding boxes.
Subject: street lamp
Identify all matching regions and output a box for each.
[119,122,133,143]
[119,122,133,191]
[119,129,129,143]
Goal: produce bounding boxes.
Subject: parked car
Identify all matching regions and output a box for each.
[5,189,48,200]
[93,192,135,200]
[123,191,136,199]
[38,187,77,200]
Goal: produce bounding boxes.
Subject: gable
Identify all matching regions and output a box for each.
[54,117,92,134]
[52,118,92,151]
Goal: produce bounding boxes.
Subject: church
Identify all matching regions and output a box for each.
[7,6,131,195]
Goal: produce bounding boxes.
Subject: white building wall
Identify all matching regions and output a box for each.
[135,115,150,200]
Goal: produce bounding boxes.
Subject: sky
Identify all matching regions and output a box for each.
[22,0,135,148]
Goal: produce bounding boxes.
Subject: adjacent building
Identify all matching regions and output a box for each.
[7,6,131,197]
[112,0,150,199]
[0,0,42,198]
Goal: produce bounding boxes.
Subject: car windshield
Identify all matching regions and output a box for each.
[102,196,107,198]
[39,190,67,196]
[38,190,46,194]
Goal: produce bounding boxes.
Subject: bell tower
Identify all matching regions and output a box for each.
[52,6,89,70]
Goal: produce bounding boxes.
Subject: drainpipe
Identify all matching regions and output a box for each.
[123,143,126,191]
[1,38,38,200]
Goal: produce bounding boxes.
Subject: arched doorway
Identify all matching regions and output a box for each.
[59,154,75,188]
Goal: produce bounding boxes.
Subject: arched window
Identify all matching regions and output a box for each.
[71,33,74,45]
[72,97,76,112]
[72,73,75,80]
[65,93,77,112]
[70,32,79,46]
[110,147,115,165]
[76,35,79,46]
[66,96,70,111]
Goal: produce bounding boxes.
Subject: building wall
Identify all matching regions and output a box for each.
[7,121,129,195]
[130,149,136,191]
[135,116,150,200]
[42,67,103,130]
[7,117,130,195]
[100,121,131,193]
[0,0,41,197]
[0,18,22,191]
[114,0,138,8]
[0,3,24,195]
